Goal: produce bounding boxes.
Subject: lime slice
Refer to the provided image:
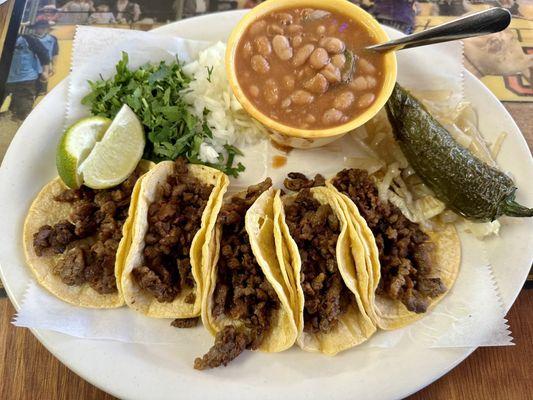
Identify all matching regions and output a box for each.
[56,116,112,189]
[79,105,145,190]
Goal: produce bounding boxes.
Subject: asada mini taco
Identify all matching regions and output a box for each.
[196,179,297,370]
[273,174,376,355]
[328,169,461,330]
[121,158,228,319]
[23,160,153,308]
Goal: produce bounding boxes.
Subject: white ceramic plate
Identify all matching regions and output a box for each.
[1,11,532,400]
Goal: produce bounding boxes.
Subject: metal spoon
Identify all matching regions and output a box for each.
[366,7,511,52]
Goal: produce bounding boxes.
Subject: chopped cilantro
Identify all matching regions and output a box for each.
[81,52,245,176]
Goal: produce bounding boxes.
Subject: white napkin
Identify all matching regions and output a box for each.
[14,27,512,348]
[66,26,212,127]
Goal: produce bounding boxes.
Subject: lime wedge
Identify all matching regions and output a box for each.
[56,116,112,189]
[79,105,145,190]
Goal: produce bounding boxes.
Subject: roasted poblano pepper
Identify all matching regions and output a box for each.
[386,83,532,222]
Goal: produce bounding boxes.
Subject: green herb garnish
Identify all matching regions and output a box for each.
[81,52,245,176]
[206,66,214,83]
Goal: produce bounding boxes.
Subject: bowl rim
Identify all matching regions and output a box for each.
[225,0,398,139]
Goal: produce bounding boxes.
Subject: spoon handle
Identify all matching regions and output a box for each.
[367,7,511,52]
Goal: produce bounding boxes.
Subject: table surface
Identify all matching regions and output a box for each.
[0,103,531,399]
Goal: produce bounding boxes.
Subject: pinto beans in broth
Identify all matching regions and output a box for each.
[235,7,385,129]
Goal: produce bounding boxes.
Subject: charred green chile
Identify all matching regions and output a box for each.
[385,83,532,222]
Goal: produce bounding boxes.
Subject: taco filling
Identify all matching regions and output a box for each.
[32,168,143,294]
[171,317,200,328]
[132,159,214,304]
[332,169,445,313]
[195,179,277,370]
[283,176,352,334]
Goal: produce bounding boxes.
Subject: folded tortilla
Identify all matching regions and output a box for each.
[201,188,298,353]
[121,160,228,318]
[273,187,376,355]
[22,160,153,308]
[327,184,461,330]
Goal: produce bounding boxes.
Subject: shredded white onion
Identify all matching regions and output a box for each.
[378,162,400,203]
[491,132,507,158]
[343,157,385,175]
[182,42,267,163]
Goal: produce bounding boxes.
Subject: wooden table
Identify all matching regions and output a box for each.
[0,103,531,399]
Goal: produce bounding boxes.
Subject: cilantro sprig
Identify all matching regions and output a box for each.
[81,52,245,177]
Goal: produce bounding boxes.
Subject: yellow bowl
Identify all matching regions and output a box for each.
[226,0,397,149]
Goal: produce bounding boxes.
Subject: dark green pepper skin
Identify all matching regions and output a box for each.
[386,83,532,222]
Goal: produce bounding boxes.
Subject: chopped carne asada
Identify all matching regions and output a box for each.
[332,169,445,313]
[194,179,276,370]
[283,172,326,192]
[132,158,214,303]
[171,317,200,328]
[194,326,252,370]
[32,169,143,294]
[34,221,76,256]
[282,181,351,334]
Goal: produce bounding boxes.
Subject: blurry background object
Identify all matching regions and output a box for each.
[465,29,533,81]
[3,26,50,121]
[31,19,57,94]
[370,0,418,34]
[114,0,140,23]
[437,0,473,16]
[242,0,259,8]
[173,0,198,20]
[207,0,238,13]
[0,0,14,58]
[58,0,93,24]
[412,0,533,102]
[0,0,531,128]
[36,4,59,23]
[88,3,116,24]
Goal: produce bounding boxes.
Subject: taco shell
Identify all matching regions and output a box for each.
[274,187,376,355]
[201,188,298,353]
[328,184,461,330]
[121,160,228,318]
[23,160,153,308]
